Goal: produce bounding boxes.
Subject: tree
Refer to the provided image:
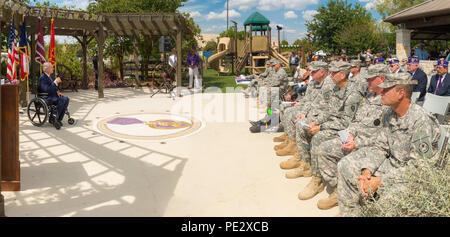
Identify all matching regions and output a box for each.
[203,40,218,53]
[104,36,133,81]
[334,23,382,56]
[375,0,427,19]
[305,0,376,54]
[219,28,248,41]
[281,40,289,45]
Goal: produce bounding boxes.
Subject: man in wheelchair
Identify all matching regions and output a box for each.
[38,62,70,126]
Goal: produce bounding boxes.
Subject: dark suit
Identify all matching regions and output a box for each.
[428,73,450,96]
[38,73,70,122]
[410,68,428,101]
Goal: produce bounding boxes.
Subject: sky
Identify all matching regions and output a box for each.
[34,0,383,44]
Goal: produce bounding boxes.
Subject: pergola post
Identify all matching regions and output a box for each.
[396,29,412,61]
[176,30,182,96]
[97,23,105,98]
[82,34,88,89]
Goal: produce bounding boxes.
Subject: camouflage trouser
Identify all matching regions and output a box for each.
[295,120,314,163]
[317,136,351,188]
[337,147,376,217]
[310,129,337,177]
[283,106,300,138]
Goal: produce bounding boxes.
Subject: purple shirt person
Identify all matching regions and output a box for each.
[187,52,200,68]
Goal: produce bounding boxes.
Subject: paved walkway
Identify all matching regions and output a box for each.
[4,87,339,216]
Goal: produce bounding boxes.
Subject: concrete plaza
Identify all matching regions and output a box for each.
[4,87,338,216]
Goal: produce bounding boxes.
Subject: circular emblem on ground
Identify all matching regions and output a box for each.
[95,113,204,141]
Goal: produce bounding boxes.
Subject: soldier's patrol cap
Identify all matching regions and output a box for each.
[378,73,414,88]
[408,56,420,64]
[329,61,352,72]
[364,64,389,79]
[272,59,282,65]
[266,59,273,65]
[373,57,384,64]
[437,58,448,67]
[308,61,328,71]
[350,59,361,67]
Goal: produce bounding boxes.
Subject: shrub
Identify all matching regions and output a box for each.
[361,155,450,217]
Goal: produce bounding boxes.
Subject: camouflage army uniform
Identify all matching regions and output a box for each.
[247,66,274,90]
[317,92,388,188]
[337,74,441,217]
[263,67,288,106]
[282,74,333,139]
[297,78,363,171]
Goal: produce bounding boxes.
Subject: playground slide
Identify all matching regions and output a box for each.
[208,49,231,65]
[270,47,289,66]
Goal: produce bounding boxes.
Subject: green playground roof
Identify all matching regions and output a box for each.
[244,12,270,26]
[251,25,271,31]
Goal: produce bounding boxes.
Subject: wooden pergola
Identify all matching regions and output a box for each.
[0,0,190,103]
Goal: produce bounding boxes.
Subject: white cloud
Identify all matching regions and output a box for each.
[302,10,318,22]
[284,11,298,19]
[190,11,202,18]
[364,0,382,10]
[358,0,372,2]
[62,0,90,10]
[228,0,318,12]
[206,9,241,20]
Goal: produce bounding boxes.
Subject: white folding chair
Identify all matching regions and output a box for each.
[436,125,450,168]
[422,93,450,123]
[411,91,420,103]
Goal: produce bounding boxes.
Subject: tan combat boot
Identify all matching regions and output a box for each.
[280,155,302,169]
[298,176,324,200]
[274,138,290,151]
[273,132,287,142]
[276,138,296,156]
[285,162,312,179]
[317,188,338,210]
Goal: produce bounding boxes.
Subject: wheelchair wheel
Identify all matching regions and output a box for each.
[68,118,75,125]
[27,97,49,127]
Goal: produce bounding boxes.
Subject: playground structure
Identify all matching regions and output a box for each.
[208,12,290,76]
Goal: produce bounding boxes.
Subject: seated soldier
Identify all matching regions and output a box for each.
[39,62,70,125]
[337,73,441,216]
[249,89,298,133]
[314,64,390,210]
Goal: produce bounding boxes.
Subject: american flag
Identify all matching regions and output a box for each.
[19,18,30,81]
[35,18,46,65]
[7,17,18,82]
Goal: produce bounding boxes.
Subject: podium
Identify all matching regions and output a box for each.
[1,85,20,191]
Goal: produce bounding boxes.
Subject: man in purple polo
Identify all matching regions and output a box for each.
[187,48,200,89]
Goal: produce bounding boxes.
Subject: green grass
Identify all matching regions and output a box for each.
[202,69,247,93]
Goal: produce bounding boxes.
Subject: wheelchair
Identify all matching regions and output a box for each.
[26,92,75,130]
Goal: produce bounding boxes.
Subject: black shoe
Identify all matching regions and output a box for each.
[249,125,261,133]
[249,120,262,127]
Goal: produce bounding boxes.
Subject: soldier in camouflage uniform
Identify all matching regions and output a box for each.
[349,59,369,94]
[242,59,275,96]
[274,62,332,156]
[261,60,288,113]
[287,62,364,201]
[314,64,390,210]
[337,73,441,217]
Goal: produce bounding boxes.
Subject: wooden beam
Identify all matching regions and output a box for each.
[116,16,133,36]
[140,17,157,36]
[404,15,450,29]
[176,30,182,96]
[149,16,163,36]
[97,22,105,98]
[127,16,142,37]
